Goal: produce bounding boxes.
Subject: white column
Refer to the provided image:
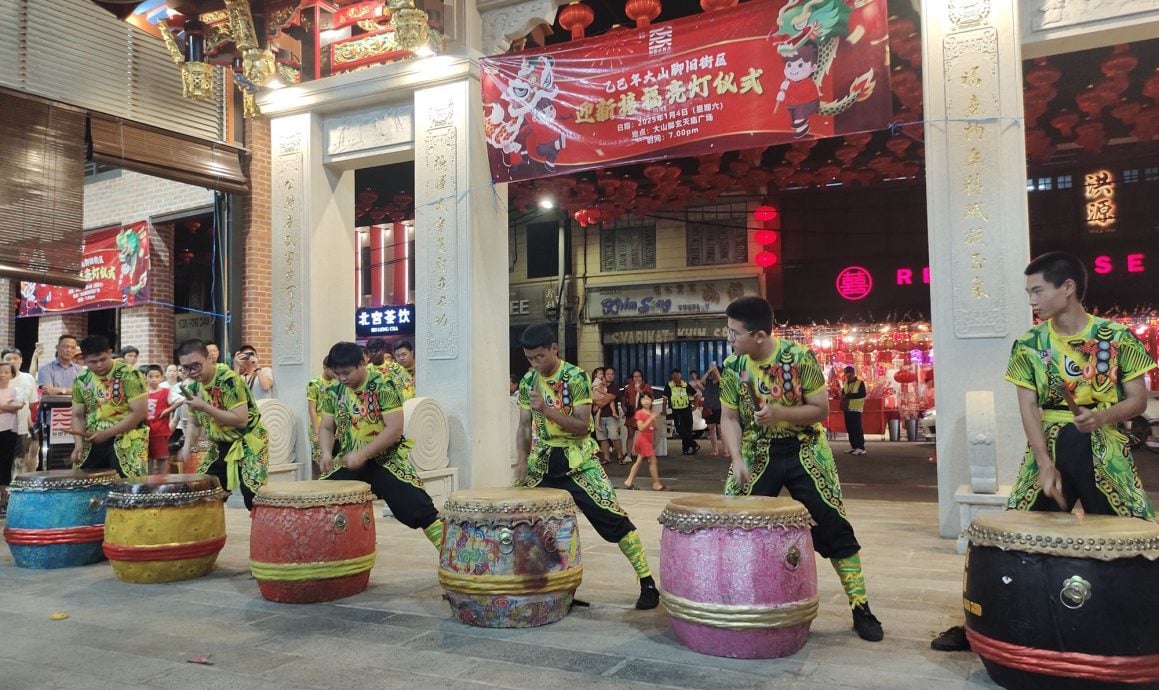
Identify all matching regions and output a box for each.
[270,113,357,474]
[921,0,1032,538]
[414,76,511,489]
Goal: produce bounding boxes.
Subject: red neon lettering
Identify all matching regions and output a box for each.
[896,269,913,285]
[1127,253,1145,272]
[922,267,931,284]
[1093,256,1113,274]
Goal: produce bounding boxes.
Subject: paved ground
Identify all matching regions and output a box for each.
[1,490,1001,690]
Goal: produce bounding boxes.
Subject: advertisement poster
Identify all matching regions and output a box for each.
[481,0,891,182]
[19,221,151,316]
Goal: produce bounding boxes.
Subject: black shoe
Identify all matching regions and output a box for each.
[931,625,970,651]
[852,603,884,642]
[635,576,660,610]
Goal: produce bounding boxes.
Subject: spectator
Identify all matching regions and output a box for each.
[702,363,723,456]
[27,342,44,379]
[621,369,650,455]
[3,349,40,474]
[367,338,414,399]
[38,334,81,395]
[234,345,274,400]
[509,373,521,397]
[841,366,867,455]
[666,368,697,455]
[623,392,665,491]
[604,367,628,460]
[689,369,706,401]
[0,361,28,515]
[394,340,416,378]
[120,346,140,368]
[206,342,220,365]
[161,364,180,389]
[591,367,615,464]
[144,365,174,474]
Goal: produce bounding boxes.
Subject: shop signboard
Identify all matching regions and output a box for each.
[18,221,151,316]
[509,282,575,325]
[49,407,73,445]
[603,322,677,344]
[481,0,891,183]
[587,278,759,320]
[355,304,416,338]
[175,313,215,343]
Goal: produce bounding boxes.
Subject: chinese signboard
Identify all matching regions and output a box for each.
[18,221,151,317]
[835,265,873,301]
[1084,169,1117,233]
[481,0,892,183]
[587,278,759,320]
[356,304,416,338]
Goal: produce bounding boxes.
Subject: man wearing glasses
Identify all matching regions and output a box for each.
[719,296,884,642]
[176,339,269,510]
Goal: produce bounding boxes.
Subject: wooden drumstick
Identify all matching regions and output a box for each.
[1060,387,1082,416]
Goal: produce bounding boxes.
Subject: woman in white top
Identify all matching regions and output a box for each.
[0,362,29,514]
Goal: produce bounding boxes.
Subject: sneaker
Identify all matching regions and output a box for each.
[851,448,867,456]
[852,603,884,642]
[930,625,970,651]
[636,576,660,610]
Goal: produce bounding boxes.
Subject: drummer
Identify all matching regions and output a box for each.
[69,335,149,477]
[514,324,660,610]
[719,297,884,641]
[175,339,269,510]
[318,342,444,550]
[933,250,1157,652]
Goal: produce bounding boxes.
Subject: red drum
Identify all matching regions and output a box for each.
[250,481,377,603]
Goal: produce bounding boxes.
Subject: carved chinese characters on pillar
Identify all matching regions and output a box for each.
[272,124,306,365]
[943,24,1007,339]
[424,101,458,360]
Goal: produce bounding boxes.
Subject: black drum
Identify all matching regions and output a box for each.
[963,511,1159,689]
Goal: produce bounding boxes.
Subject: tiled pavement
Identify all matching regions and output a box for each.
[0,491,997,689]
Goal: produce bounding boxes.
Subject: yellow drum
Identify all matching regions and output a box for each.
[103,474,226,584]
[439,488,582,627]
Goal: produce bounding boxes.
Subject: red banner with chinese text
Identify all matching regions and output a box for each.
[18,221,152,316]
[481,0,891,183]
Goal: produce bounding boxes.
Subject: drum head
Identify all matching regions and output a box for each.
[107,474,222,507]
[442,487,575,521]
[659,495,813,533]
[10,469,119,490]
[253,480,374,508]
[967,510,1159,561]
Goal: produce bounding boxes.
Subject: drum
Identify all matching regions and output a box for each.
[439,488,582,628]
[102,474,226,584]
[964,511,1159,689]
[658,495,818,659]
[250,481,377,603]
[3,470,119,569]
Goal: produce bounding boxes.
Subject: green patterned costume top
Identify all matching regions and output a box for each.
[306,376,328,462]
[188,364,269,493]
[320,368,422,488]
[71,361,148,477]
[1005,316,1156,519]
[720,340,845,512]
[374,361,415,401]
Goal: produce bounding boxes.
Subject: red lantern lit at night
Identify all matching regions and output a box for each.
[753,205,778,222]
[755,251,778,267]
[753,230,778,245]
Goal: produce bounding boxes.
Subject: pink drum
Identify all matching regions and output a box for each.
[659,495,817,658]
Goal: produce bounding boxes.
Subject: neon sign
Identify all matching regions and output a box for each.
[836,266,873,301]
[1093,253,1145,274]
[1084,169,1117,233]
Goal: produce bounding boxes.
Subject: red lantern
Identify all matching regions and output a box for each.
[1100,45,1137,77]
[753,230,777,245]
[558,2,594,39]
[755,251,777,267]
[1074,120,1105,154]
[700,0,736,10]
[1049,110,1080,137]
[753,205,778,222]
[625,0,661,28]
[893,369,916,384]
[1075,88,1107,118]
[178,248,195,264]
[1026,59,1061,88]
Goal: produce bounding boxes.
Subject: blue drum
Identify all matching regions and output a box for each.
[4,470,120,569]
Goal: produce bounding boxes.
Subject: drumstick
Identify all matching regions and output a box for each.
[1060,387,1081,416]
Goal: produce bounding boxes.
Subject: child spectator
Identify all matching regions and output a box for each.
[623,393,666,492]
[144,365,175,474]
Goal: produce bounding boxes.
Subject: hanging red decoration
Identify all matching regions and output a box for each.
[393,192,414,207]
[753,230,777,245]
[893,369,916,384]
[700,0,736,11]
[558,2,595,40]
[1049,110,1080,137]
[834,145,859,166]
[357,188,379,205]
[1144,69,1159,102]
[624,0,661,28]
[755,251,777,267]
[1075,88,1108,118]
[753,205,778,222]
[885,135,912,157]
[1100,45,1137,77]
[1024,128,1056,162]
[178,248,195,265]
[1074,120,1106,154]
[1026,59,1061,88]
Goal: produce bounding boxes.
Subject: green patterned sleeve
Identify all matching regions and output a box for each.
[306,380,319,404]
[799,348,827,396]
[720,355,740,410]
[378,378,404,414]
[71,377,85,406]
[124,368,147,402]
[1003,339,1036,391]
[570,367,592,407]
[319,384,337,417]
[1118,330,1158,382]
[517,370,534,410]
[219,370,247,411]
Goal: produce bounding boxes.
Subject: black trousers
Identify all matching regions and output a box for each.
[751,437,861,559]
[844,411,865,450]
[0,429,16,486]
[672,407,695,453]
[1027,424,1116,515]
[202,442,257,511]
[80,439,130,478]
[327,463,438,530]
[532,447,635,543]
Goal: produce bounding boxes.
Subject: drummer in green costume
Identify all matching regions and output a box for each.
[932,251,1157,652]
[70,335,149,477]
[175,339,268,510]
[515,324,660,610]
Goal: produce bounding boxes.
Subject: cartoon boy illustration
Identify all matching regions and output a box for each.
[522,99,566,171]
[777,41,821,139]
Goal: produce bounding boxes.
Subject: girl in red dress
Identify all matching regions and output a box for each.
[623,393,666,491]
